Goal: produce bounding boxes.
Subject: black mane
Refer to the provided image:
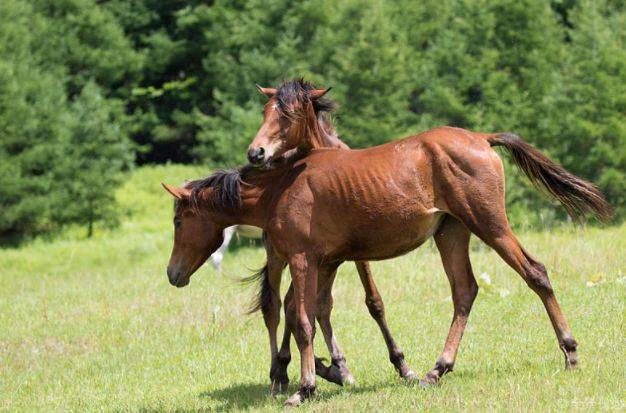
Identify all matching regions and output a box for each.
[183,165,255,212]
[275,78,336,115]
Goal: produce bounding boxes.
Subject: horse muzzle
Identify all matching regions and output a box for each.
[167,266,190,288]
[247,147,266,165]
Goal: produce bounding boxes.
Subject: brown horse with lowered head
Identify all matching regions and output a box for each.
[164,81,610,406]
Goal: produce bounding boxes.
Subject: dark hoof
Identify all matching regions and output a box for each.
[270,354,290,396]
[398,363,418,381]
[342,369,356,386]
[565,352,578,370]
[560,335,578,370]
[418,371,440,388]
[402,369,418,381]
[560,340,578,371]
[315,357,355,386]
[315,358,342,385]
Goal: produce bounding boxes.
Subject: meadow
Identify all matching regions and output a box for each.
[1,165,624,412]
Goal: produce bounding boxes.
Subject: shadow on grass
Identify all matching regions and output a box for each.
[197,380,399,411]
[138,364,540,412]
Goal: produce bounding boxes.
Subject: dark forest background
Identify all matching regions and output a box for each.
[1,0,624,240]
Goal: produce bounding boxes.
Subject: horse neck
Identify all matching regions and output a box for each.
[202,175,276,229]
[298,109,344,152]
[315,114,345,149]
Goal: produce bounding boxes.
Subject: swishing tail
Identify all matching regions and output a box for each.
[240,263,272,314]
[488,132,612,222]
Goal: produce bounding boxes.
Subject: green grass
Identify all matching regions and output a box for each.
[1,164,625,412]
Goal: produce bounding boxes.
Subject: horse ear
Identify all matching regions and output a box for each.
[161,183,190,200]
[256,84,276,98]
[308,87,332,100]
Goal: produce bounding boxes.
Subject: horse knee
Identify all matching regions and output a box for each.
[294,318,315,346]
[454,283,478,316]
[455,281,478,314]
[365,295,385,319]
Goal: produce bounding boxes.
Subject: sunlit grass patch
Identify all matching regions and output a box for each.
[1,165,624,412]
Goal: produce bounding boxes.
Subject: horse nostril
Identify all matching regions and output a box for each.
[247,147,266,164]
[167,267,179,285]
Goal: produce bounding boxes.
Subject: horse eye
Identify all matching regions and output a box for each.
[174,218,182,228]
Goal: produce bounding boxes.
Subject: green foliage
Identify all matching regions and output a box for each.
[1,0,625,241]
[54,82,134,237]
[104,0,625,224]
[0,1,71,238]
[0,1,135,241]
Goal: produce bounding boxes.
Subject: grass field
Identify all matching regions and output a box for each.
[1,165,624,412]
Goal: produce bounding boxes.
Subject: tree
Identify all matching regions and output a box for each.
[53,82,134,237]
[316,0,415,147]
[556,0,626,216]
[0,1,69,239]
[0,1,135,241]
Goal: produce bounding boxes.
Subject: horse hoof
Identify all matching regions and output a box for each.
[564,352,578,370]
[284,392,304,407]
[418,372,439,388]
[565,358,578,370]
[402,370,418,381]
[326,365,345,386]
[418,379,436,388]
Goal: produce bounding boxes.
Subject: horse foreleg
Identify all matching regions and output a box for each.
[284,253,318,406]
[355,261,417,380]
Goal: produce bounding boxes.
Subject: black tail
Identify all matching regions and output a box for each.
[488,133,612,222]
[240,264,272,314]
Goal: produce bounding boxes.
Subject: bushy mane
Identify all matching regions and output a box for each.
[182,165,255,212]
[275,78,343,148]
[275,78,336,115]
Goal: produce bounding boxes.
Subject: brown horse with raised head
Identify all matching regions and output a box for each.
[245,81,415,394]
[164,82,610,406]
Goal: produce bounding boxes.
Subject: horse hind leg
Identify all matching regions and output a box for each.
[314,263,356,386]
[262,242,290,395]
[420,216,478,386]
[355,261,416,380]
[458,208,578,370]
[486,230,577,368]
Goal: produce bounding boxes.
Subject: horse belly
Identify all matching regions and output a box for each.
[333,210,445,261]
